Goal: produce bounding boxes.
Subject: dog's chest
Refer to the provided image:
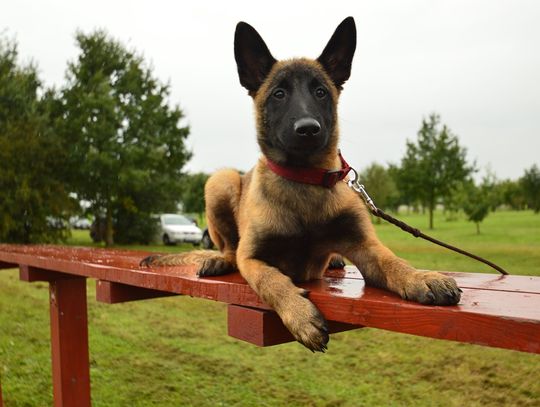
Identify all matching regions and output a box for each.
[251,210,363,281]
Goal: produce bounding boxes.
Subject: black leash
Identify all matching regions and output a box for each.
[347,171,509,276]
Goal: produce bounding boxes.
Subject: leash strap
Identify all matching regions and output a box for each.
[347,171,509,276]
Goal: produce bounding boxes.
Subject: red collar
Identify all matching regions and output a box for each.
[265,152,352,188]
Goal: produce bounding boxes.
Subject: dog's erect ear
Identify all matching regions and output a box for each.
[234,22,277,96]
[317,17,356,90]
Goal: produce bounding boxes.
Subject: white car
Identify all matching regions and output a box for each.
[69,216,92,229]
[158,214,203,246]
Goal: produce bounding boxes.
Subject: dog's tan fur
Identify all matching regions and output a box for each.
[142,18,460,351]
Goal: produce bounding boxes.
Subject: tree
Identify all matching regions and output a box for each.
[359,163,398,220]
[57,30,191,245]
[386,163,411,212]
[399,113,473,229]
[449,168,500,220]
[481,168,502,211]
[521,164,540,213]
[497,179,526,210]
[180,173,210,216]
[442,181,468,221]
[463,179,491,234]
[0,37,76,243]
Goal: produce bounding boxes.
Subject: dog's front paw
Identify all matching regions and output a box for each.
[279,292,329,352]
[404,271,461,305]
[198,257,236,277]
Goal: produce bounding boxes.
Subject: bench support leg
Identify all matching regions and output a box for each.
[49,277,91,407]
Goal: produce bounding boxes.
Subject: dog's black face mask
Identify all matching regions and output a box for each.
[263,65,335,157]
[234,17,356,165]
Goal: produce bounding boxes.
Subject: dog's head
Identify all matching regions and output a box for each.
[234,17,356,167]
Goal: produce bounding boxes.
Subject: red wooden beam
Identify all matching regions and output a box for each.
[14,265,92,407]
[96,280,179,304]
[49,277,91,407]
[19,265,71,282]
[228,304,360,346]
[0,380,3,407]
[311,287,540,353]
[0,245,539,354]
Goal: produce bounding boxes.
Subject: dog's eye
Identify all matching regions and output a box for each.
[315,87,327,98]
[273,89,285,99]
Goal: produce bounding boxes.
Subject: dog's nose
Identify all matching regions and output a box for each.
[294,118,321,136]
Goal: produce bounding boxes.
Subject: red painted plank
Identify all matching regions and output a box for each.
[1,245,539,353]
[227,304,360,346]
[309,287,540,353]
[314,274,539,320]
[0,379,3,407]
[2,245,538,294]
[96,280,179,304]
[49,277,91,407]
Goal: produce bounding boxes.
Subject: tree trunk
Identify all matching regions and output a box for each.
[428,192,436,230]
[476,222,480,235]
[105,206,114,247]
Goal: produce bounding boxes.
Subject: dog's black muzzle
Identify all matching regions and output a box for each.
[280,117,327,154]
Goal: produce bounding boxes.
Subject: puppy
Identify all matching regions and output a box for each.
[142,17,461,352]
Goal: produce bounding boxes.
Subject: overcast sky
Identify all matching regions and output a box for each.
[2,0,539,180]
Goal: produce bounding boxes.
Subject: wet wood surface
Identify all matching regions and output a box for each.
[48,276,91,407]
[1,244,539,354]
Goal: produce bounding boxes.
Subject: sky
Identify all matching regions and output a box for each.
[2,0,539,180]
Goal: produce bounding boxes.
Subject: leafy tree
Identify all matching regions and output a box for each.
[463,181,490,234]
[442,181,468,221]
[481,168,502,211]
[521,164,540,213]
[57,30,191,245]
[359,163,398,220]
[113,208,159,245]
[0,38,76,243]
[180,173,210,216]
[399,113,474,229]
[386,163,409,212]
[497,179,526,210]
[449,169,499,220]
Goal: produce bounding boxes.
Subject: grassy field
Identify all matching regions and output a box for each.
[1,210,539,406]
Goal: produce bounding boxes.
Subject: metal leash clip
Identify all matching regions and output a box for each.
[346,168,378,213]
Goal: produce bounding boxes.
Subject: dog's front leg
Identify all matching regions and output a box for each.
[345,238,461,306]
[237,255,329,352]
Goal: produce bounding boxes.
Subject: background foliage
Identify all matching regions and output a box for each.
[56,30,191,245]
[0,39,76,243]
[396,113,473,229]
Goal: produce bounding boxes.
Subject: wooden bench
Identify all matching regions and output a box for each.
[1,244,539,406]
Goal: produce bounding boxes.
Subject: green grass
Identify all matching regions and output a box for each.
[1,210,539,406]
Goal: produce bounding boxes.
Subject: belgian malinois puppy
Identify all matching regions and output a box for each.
[141,17,461,352]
